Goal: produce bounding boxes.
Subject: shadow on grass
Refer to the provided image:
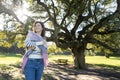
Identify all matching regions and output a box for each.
[0,64,13,80]
[86,63,120,79]
[42,73,57,80]
[1,60,120,80]
[92,64,120,71]
[43,62,120,80]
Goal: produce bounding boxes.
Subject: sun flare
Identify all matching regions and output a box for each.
[15,2,31,22]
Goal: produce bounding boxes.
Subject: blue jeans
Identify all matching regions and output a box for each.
[24,58,44,80]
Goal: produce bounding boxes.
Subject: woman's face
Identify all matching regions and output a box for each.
[34,23,43,33]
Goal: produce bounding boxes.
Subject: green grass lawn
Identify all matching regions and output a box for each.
[85,56,120,67]
[49,54,120,70]
[49,55,120,65]
[0,53,120,70]
[0,53,22,64]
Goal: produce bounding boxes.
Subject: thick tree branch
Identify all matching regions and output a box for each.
[51,0,57,18]
[45,28,54,32]
[60,1,73,26]
[71,1,87,35]
[60,19,71,34]
[37,0,53,21]
[83,0,92,21]
[78,23,94,40]
[93,0,99,23]
[60,10,70,26]
[71,14,84,37]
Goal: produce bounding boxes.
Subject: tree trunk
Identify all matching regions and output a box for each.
[72,44,86,69]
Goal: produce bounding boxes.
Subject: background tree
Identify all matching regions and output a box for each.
[30,0,120,69]
[0,0,120,69]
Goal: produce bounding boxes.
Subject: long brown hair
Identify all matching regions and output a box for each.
[33,21,45,37]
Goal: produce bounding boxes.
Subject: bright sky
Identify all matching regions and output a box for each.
[15,2,31,21]
[0,1,31,30]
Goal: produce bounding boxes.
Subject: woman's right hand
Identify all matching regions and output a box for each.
[27,46,35,50]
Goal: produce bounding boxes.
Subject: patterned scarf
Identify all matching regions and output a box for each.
[21,30,48,72]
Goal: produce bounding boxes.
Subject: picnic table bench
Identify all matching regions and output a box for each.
[56,59,68,65]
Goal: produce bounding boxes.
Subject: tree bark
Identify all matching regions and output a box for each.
[72,44,86,69]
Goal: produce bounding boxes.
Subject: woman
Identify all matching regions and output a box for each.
[22,21,48,80]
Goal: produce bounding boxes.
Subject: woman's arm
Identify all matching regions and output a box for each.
[25,38,46,47]
[25,40,36,47]
[25,32,47,49]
